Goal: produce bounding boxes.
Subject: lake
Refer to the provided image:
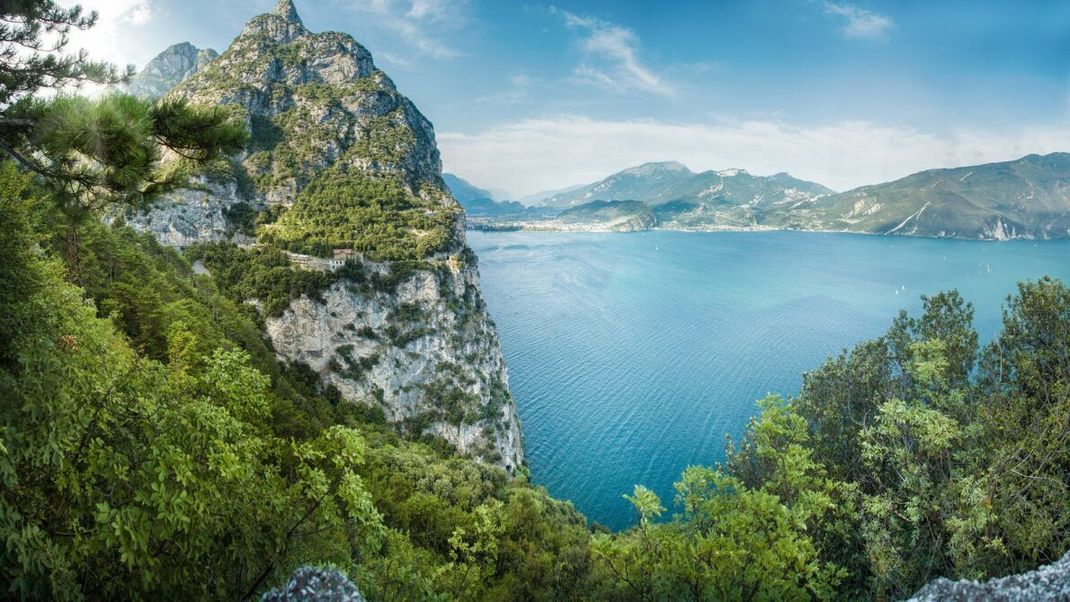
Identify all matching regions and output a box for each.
[467,230,1070,530]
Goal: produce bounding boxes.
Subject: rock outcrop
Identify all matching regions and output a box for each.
[122,42,218,99]
[265,255,523,470]
[125,0,524,471]
[262,567,364,601]
[908,551,1070,601]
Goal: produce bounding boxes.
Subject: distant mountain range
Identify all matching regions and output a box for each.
[813,153,1070,239]
[520,182,587,205]
[442,173,533,217]
[534,161,833,210]
[452,154,1070,240]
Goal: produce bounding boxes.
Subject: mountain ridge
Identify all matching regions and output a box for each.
[499,153,1070,240]
[443,172,533,216]
[121,41,218,99]
[814,152,1070,239]
[535,161,833,211]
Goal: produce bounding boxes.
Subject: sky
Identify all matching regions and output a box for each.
[63,0,1070,197]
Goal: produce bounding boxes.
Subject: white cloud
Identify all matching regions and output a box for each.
[58,0,157,67]
[343,0,467,59]
[824,2,894,40]
[552,7,673,97]
[438,115,1070,198]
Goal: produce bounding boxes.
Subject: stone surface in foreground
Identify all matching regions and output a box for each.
[909,551,1070,601]
[262,567,364,601]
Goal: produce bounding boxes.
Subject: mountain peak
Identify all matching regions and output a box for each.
[121,42,218,99]
[273,0,303,25]
[621,161,692,177]
[240,0,308,42]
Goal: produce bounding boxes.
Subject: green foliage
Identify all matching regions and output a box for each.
[265,168,457,261]
[0,173,382,598]
[187,242,334,317]
[712,283,1070,599]
[223,201,257,236]
[353,113,417,164]
[976,277,1070,573]
[0,163,601,600]
[623,485,664,527]
[5,93,245,213]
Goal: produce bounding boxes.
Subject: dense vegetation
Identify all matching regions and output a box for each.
[1,164,600,599]
[263,167,458,261]
[3,1,1068,599]
[595,285,1070,599]
[185,242,335,316]
[9,149,1070,598]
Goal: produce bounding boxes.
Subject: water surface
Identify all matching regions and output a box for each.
[468,230,1070,530]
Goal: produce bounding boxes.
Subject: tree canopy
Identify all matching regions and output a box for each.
[0,0,245,213]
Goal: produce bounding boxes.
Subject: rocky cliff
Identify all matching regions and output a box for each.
[264,254,523,469]
[125,0,523,471]
[122,42,218,99]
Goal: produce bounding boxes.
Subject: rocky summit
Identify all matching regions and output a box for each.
[125,0,524,471]
[121,42,219,99]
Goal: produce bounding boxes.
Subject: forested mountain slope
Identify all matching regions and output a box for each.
[816,152,1070,239]
[124,0,523,469]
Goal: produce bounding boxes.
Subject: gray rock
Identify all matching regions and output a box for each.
[908,551,1070,601]
[262,567,364,601]
[264,254,524,471]
[121,176,253,247]
[122,42,218,99]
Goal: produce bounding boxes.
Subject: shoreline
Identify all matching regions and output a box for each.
[465,221,1052,242]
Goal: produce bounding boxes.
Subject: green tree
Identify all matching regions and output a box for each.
[0,0,245,283]
[977,278,1070,573]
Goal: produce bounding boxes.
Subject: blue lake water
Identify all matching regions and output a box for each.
[467,230,1070,530]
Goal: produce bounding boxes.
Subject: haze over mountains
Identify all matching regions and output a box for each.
[120,42,218,98]
[442,173,532,217]
[449,154,1070,240]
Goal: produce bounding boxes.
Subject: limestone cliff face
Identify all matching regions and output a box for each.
[126,0,524,471]
[264,254,523,471]
[125,178,255,247]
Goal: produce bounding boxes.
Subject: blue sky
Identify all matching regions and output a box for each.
[69,0,1070,196]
